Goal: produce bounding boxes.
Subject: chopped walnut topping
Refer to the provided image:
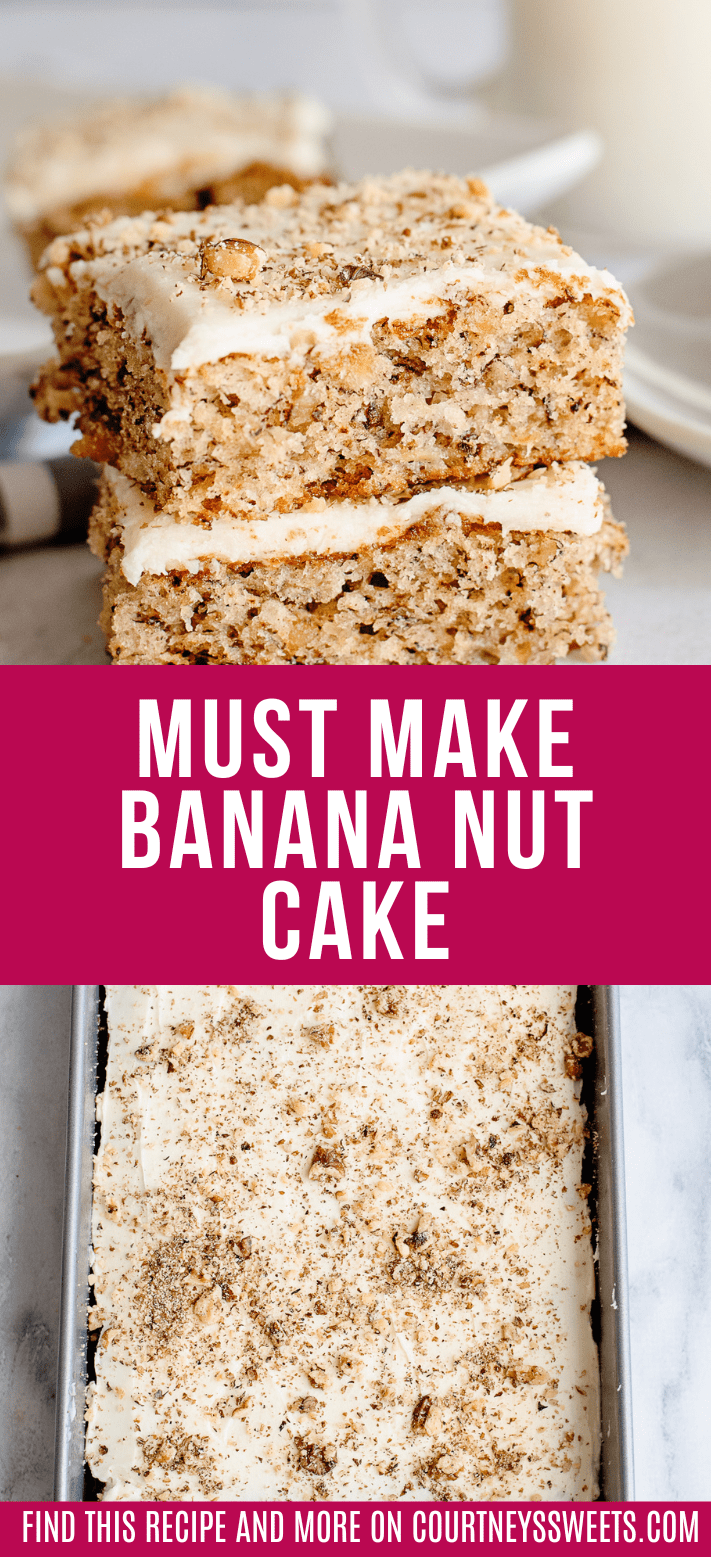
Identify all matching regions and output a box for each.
[287,1098,309,1119]
[337,262,383,286]
[564,1030,594,1079]
[304,240,332,259]
[200,237,265,282]
[139,1432,213,1490]
[364,987,406,1017]
[320,1103,338,1138]
[412,1395,432,1432]
[308,1144,346,1183]
[193,1287,223,1324]
[302,1022,334,1048]
[295,1438,338,1475]
[136,1232,248,1350]
[392,1231,410,1261]
[291,1395,319,1415]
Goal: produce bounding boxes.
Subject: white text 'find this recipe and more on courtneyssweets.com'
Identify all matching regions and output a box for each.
[17,1504,702,1547]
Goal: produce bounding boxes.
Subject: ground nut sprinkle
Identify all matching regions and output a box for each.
[87,985,599,1500]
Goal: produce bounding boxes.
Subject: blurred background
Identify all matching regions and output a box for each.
[0,0,710,660]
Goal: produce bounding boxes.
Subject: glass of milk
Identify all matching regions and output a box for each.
[501,0,711,245]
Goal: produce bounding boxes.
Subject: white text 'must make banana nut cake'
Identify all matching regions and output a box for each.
[87,986,598,1501]
[31,173,631,665]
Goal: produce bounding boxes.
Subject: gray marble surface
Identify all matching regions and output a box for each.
[0,986,72,1501]
[619,986,711,1501]
[0,984,709,1501]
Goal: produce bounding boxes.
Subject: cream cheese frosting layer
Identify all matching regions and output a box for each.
[45,171,631,373]
[108,462,605,585]
[6,87,332,223]
[80,252,628,375]
[87,985,599,1502]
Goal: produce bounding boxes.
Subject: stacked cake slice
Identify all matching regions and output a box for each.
[31,170,631,664]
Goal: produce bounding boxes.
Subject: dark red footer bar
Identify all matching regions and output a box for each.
[5,1504,706,1555]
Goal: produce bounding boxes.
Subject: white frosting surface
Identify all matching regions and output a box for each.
[85,250,626,375]
[6,86,331,222]
[42,170,630,374]
[87,985,599,1502]
[107,462,605,585]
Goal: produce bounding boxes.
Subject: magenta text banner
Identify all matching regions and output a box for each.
[0,665,708,982]
[8,1501,705,1555]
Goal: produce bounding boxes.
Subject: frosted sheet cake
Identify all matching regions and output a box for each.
[6,86,332,268]
[31,172,630,664]
[87,986,599,1501]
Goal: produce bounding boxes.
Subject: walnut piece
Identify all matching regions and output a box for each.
[200,238,264,282]
[412,1394,432,1432]
[366,987,405,1017]
[295,1438,338,1475]
[564,1030,593,1078]
[308,1144,345,1182]
[302,1022,334,1048]
[288,1098,309,1119]
[291,1395,319,1415]
[193,1287,223,1324]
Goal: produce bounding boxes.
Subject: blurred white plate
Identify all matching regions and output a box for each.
[333,111,601,216]
[624,253,711,469]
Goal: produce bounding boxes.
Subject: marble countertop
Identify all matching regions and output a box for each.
[0,983,708,1501]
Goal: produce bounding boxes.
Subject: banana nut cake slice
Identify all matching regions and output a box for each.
[31,171,631,664]
[88,985,599,1501]
[6,85,332,269]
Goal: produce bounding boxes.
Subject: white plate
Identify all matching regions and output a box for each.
[625,353,711,470]
[333,111,601,217]
[624,252,711,469]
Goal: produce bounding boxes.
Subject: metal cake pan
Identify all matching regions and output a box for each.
[54,985,634,1501]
